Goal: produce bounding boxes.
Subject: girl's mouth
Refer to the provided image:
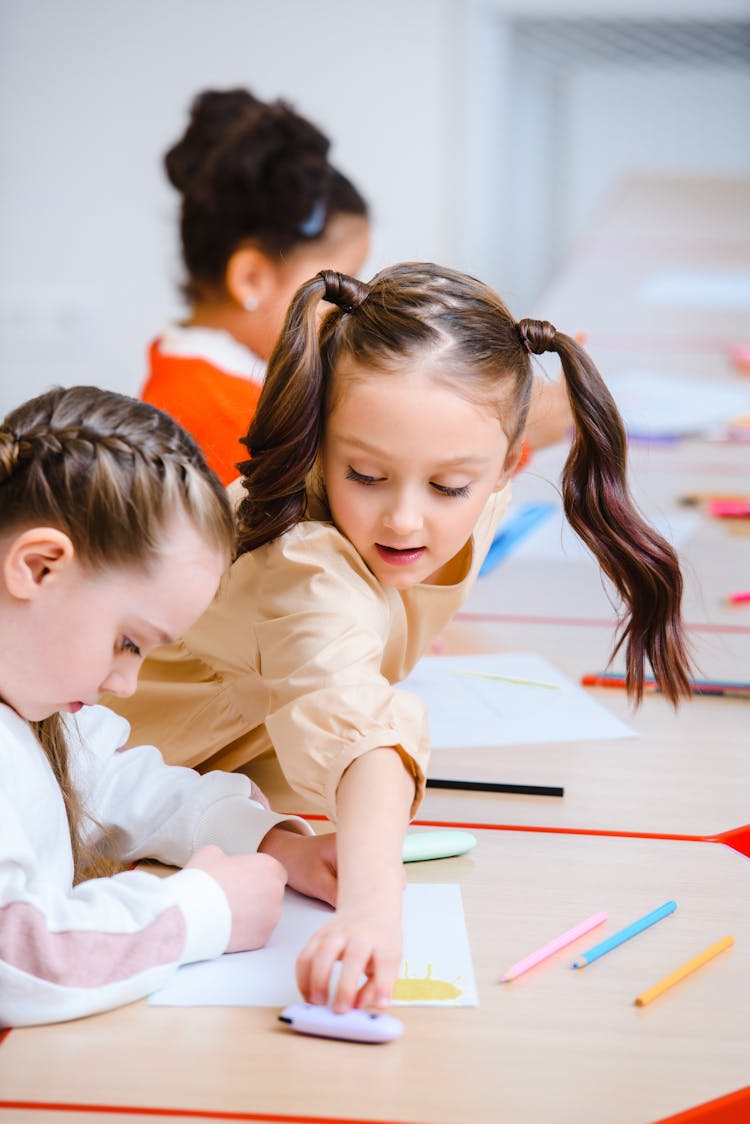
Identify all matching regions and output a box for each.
[375,544,426,566]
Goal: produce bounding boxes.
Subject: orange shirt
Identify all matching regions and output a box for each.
[141,337,263,486]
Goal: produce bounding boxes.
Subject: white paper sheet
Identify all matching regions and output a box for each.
[149,883,477,1008]
[603,371,750,438]
[401,652,635,748]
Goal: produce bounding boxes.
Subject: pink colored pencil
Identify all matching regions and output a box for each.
[709,499,750,518]
[500,911,608,981]
[729,590,750,605]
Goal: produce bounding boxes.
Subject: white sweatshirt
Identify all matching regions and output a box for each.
[0,703,310,1027]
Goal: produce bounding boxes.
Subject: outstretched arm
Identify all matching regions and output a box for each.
[294,747,414,1012]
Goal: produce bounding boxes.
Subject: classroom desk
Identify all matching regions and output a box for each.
[0,830,747,1124]
[241,674,750,845]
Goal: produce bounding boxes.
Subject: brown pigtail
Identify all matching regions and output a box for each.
[236,270,369,554]
[518,318,692,704]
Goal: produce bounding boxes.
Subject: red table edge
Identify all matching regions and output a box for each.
[301,814,750,860]
[0,1100,423,1123]
[652,1086,750,1124]
[0,1089,747,1123]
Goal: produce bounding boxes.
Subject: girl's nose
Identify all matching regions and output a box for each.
[383,493,424,535]
[101,664,140,699]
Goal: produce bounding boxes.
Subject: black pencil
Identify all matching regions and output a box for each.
[426,778,564,797]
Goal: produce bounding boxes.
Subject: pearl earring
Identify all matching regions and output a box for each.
[243,296,259,312]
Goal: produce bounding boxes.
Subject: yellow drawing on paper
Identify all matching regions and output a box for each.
[392,962,463,1003]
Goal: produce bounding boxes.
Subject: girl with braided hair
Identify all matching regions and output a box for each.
[115,263,692,1016]
[0,386,337,1027]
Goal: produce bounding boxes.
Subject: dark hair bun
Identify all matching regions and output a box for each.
[166,87,370,291]
[164,88,265,194]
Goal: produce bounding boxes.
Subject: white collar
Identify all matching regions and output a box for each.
[158,323,265,383]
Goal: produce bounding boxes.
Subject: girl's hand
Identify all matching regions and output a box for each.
[259,827,338,907]
[295,894,403,1013]
[185,844,286,952]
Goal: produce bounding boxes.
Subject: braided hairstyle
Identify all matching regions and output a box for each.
[238,261,692,706]
[0,385,235,880]
[165,87,368,301]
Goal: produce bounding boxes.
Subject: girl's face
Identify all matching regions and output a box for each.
[0,514,225,722]
[320,361,512,589]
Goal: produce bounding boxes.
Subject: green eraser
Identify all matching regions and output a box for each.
[402,829,478,863]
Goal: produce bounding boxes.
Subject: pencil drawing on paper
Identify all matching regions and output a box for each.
[392,962,463,1003]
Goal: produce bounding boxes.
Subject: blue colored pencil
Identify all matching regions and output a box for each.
[479,502,556,576]
[572,901,677,968]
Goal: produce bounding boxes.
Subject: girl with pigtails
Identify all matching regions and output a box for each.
[115,262,692,1016]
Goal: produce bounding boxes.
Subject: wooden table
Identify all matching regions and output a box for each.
[1,830,747,1124]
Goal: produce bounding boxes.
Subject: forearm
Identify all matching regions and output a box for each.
[0,866,229,1027]
[335,748,414,910]
[293,748,415,1011]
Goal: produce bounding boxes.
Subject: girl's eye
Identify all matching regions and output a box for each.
[432,482,472,498]
[346,466,383,486]
[121,637,142,658]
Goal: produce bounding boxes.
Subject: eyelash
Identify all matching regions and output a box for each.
[432,483,471,498]
[121,637,142,658]
[345,466,471,498]
[346,467,381,486]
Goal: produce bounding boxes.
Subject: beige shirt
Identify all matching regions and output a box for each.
[113,481,511,821]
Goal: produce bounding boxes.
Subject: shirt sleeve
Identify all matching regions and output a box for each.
[0,786,231,1028]
[0,705,312,1028]
[68,705,312,864]
[244,526,428,822]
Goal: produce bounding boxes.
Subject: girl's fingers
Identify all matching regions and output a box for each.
[331,941,372,1013]
[359,941,402,1010]
[297,931,345,1005]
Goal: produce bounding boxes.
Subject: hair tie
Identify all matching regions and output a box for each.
[318,270,369,314]
[517,318,557,356]
[299,199,326,238]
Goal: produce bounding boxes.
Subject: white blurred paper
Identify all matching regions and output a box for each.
[150,883,477,1008]
[604,372,750,438]
[402,652,635,748]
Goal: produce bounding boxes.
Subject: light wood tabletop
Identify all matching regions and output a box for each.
[0,830,747,1124]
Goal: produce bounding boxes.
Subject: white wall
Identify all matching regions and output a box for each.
[1,0,748,415]
[0,0,460,413]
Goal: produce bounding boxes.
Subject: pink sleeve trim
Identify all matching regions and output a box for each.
[0,901,185,987]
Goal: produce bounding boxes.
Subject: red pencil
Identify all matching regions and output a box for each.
[581,674,750,698]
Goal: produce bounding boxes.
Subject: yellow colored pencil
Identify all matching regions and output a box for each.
[634,935,734,1007]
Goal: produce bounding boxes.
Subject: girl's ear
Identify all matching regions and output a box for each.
[225,246,276,311]
[3,528,75,600]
